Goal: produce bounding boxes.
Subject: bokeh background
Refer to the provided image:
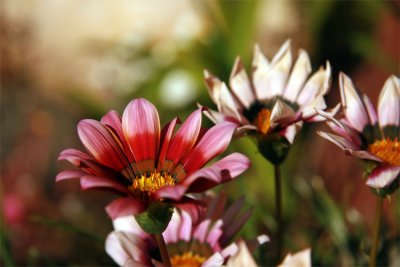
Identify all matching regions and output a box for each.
[1,0,399,266]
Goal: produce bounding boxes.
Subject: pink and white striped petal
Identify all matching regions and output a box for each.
[284,49,312,102]
[378,75,400,127]
[339,73,369,132]
[106,197,146,219]
[56,170,87,182]
[157,117,179,171]
[317,131,359,151]
[122,99,160,171]
[362,94,378,125]
[153,185,187,201]
[182,121,237,174]
[165,109,202,167]
[78,119,129,171]
[366,165,400,188]
[229,57,255,108]
[279,121,303,144]
[270,99,296,126]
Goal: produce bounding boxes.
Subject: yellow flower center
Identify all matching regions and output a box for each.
[128,171,175,194]
[254,108,271,135]
[368,138,400,166]
[170,252,206,267]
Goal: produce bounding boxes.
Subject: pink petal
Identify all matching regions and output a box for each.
[270,99,296,126]
[193,219,211,243]
[366,165,400,188]
[112,216,145,236]
[80,175,130,195]
[339,72,369,132]
[182,121,236,175]
[101,110,135,163]
[162,209,181,244]
[206,220,223,249]
[165,109,202,168]
[78,119,129,171]
[56,170,86,182]
[211,153,251,178]
[178,210,193,242]
[220,196,245,225]
[153,185,187,201]
[284,49,312,102]
[122,99,160,172]
[220,208,253,246]
[157,117,178,171]
[378,75,400,127]
[279,121,303,144]
[106,198,146,219]
[363,94,378,125]
[229,57,256,108]
[317,131,359,151]
[202,252,225,267]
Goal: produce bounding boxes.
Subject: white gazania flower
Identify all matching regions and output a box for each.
[203,40,338,164]
[318,73,400,192]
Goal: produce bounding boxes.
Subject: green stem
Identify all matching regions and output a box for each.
[274,164,282,262]
[369,197,383,267]
[154,233,171,267]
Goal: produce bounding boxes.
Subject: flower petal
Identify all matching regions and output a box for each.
[165,109,202,168]
[122,99,160,171]
[296,61,331,106]
[80,175,130,195]
[112,216,145,236]
[106,198,146,219]
[317,131,359,151]
[183,153,250,192]
[270,99,296,126]
[182,122,237,175]
[252,44,270,100]
[284,49,312,102]
[153,185,187,201]
[78,119,129,171]
[56,170,87,182]
[363,94,378,125]
[229,57,255,108]
[378,75,400,127]
[278,248,311,267]
[226,240,258,267]
[279,121,303,144]
[339,72,369,132]
[157,117,178,171]
[366,165,400,188]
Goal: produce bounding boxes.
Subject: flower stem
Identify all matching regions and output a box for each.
[274,164,282,262]
[369,197,383,267]
[154,233,171,267]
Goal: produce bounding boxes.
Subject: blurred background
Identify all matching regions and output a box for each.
[1,0,399,266]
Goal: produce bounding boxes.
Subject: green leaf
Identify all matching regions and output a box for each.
[135,201,174,234]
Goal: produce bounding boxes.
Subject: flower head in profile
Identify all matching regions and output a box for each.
[203,40,336,164]
[106,193,268,267]
[56,98,250,228]
[318,74,399,193]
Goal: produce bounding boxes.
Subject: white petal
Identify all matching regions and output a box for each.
[378,75,400,127]
[284,49,312,102]
[229,57,255,108]
[270,99,296,126]
[366,165,400,188]
[252,44,270,100]
[278,248,312,267]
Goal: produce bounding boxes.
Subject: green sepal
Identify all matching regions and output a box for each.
[257,133,291,165]
[135,201,174,234]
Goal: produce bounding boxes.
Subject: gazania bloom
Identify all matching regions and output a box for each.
[105,194,268,266]
[318,73,399,192]
[56,98,250,224]
[204,40,336,164]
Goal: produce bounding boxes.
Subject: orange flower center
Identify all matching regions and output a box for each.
[254,108,271,134]
[368,138,400,166]
[128,171,175,194]
[170,252,206,267]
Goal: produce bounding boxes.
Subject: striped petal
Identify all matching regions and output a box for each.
[56,170,87,182]
[378,75,400,127]
[106,198,146,219]
[122,99,160,172]
[339,72,369,132]
[78,119,129,171]
[366,165,400,189]
[165,109,202,168]
[153,185,187,201]
[317,131,359,151]
[182,122,236,174]
[363,94,378,125]
[284,49,312,102]
[229,57,255,108]
[270,99,296,126]
[157,117,178,171]
[101,110,135,163]
[80,175,130,195]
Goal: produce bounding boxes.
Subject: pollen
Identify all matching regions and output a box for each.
[254,108,271,134]
[129,171,175,194]
[368,138,400,166]
[170,251,206,267]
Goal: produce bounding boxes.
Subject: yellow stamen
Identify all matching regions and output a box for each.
[128,171,175,194]
[254,108,271,134]
[368,138,400,166]
[170,252,206,267]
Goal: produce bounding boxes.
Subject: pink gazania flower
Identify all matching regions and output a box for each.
[105,194,269,267]
[318,73,400,191]
[56,98,250,220]
[203,40,337,164]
